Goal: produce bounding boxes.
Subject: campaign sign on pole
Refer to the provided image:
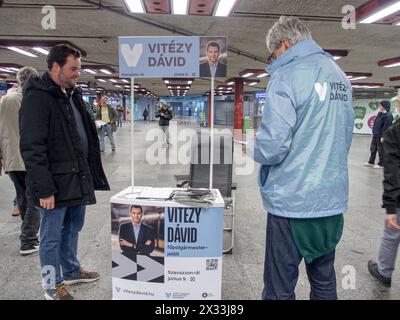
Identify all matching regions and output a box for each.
[111,187,224,300]
[119,36,227,78]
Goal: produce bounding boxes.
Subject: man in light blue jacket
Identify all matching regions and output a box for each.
[250,16,354,299]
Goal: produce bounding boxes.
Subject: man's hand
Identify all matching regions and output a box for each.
[385,214,400,230]
[120,239,134,248]
[145,240,151,245]
[380,137,384,143]
[40,195,55,210]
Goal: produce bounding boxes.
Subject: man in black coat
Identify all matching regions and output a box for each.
[368,99,400,287]
[19,44,110,300]
[199,41,227,78]
[365,101,393,168]
[119,205,155,258]
[155,103,173,148]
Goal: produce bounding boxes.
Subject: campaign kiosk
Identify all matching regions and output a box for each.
[112,35,227,299]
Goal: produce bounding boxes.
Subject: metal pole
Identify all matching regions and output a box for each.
[131,77,135,192]
[209,76,214,190]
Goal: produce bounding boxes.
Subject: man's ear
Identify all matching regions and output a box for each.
[52,62,61,73]
[283,39,292,50]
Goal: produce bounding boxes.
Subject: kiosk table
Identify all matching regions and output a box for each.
[111,186,224,300]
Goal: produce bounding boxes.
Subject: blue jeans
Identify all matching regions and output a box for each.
[39,205,86,288]
[99,124,116,151]
[262,213,337,300]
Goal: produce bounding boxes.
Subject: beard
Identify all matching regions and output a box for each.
[59,73,77,89]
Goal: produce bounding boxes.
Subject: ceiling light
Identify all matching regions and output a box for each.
[227,81,234,85]
[98,79,106,83]
[172,0,188,15]
[360,1,400,24]
[124,0,145,13]
[164,80,170,84]
[110,79,117,83]
[121,79,129,83]
[7,46,38,57]
[84,69,97,74]
[257,73,269,78]
[215,0,237,17]
[248,82,258,86]
[187,80,192,84]
[32,47,49,55]
[384,62,400,68]
[349,76,367,81]
[333,56,342,60]
[100,69,112,75]
[397,22,400,25]
[0,68,14,73]
[242,72,254,78]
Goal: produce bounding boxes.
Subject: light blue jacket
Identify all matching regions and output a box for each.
[251,40,354,218]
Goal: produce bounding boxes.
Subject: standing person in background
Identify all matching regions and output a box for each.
[97,96,117,152]
[0,66,40,254]
[155,102,173,148]
[117,102,124,128]
[143,107,149,122]
[19,44,110,300]
[368,96,400,287]
[364,101,393,169]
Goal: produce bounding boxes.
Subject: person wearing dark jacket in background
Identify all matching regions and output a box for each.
[368,97,400,287]
[143,107,149,122]
[19,44,110,300]
[365,101,393,169]
[155,102,173,148]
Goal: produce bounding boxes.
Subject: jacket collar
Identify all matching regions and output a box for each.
[266,40,331,75]
[43,72,76,99]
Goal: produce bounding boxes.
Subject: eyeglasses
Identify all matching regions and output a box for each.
[266,51,278,65]
[266,40,289,64]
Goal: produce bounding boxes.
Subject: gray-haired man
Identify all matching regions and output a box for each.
[250,16,354,300]
[0,67,41,255]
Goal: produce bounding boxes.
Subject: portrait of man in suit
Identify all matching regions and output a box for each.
[119,205,155,257]
[199,40,227,78]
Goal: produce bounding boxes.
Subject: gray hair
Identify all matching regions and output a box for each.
[16,66,39,87]
[266,16,312,53]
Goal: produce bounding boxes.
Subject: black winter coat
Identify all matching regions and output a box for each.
[19,72,110,208]
[382,123,400,214]
[373,111,393,138]
[155,108,173,126]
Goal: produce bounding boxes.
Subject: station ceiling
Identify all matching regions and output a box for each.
[0,0,399,98]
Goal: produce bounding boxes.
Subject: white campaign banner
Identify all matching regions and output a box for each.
[110,187,224,300]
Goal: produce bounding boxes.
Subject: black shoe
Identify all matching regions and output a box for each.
[20,245,39,256]
[112,148,115,152]
[368,260,391,287]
